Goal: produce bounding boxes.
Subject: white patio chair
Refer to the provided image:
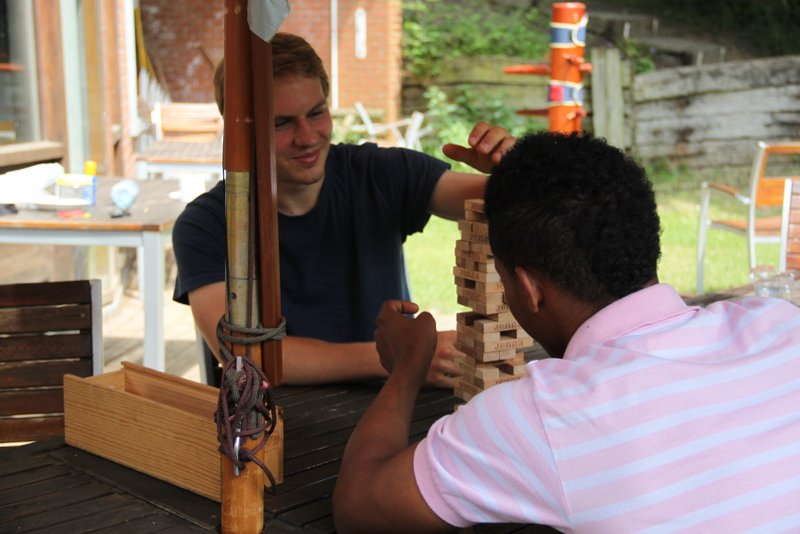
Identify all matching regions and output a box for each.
[696,141,800,294]
[351,102,428,149]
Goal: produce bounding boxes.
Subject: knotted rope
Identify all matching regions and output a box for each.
[214,316,286,488]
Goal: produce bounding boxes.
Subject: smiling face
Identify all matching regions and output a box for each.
[272,73,333,189]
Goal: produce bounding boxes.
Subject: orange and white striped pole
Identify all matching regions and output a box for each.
[503,2,591,133]
[547,2,591,133]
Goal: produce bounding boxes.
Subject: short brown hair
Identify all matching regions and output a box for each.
[213,33,329,114]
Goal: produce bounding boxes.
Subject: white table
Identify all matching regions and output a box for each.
[0,177,186,371]
[136,140,222,180]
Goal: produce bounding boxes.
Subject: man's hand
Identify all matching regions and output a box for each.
[375,300,438,389]
[426,330,463,389]
[442,121,516,174]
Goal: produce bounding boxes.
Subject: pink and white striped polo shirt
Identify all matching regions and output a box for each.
[414,283,800,533]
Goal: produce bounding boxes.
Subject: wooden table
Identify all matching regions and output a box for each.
[685,279,800,307]
[0,177,186,371]
[0,382,555,533]
[136,140,222,180]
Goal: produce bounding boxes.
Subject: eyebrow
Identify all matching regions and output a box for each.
[275,99,328,122]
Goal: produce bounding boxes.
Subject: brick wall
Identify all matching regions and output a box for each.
[139,0,401,120]
[139,0,224,103]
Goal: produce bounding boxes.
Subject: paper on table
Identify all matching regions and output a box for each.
[0,163,65,204]
[21,194,90,211]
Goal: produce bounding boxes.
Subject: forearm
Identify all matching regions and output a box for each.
[280,336,388,385]
[334,369,432,532]
[429,171,487,220]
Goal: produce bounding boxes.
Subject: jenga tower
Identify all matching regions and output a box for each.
[452,199,535,402]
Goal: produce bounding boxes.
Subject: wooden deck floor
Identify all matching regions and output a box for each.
[102,287,201,382]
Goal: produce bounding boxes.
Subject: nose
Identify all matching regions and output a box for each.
[293,118,317,146]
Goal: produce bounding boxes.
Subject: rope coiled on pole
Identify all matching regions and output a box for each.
[214,317,286,488]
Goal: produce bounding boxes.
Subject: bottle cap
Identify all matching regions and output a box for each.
[84,160,98,175]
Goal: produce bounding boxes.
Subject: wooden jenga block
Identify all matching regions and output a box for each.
[460,229,490,244]
[456,295,509,315]
[484,310,516,323]
[456,335,475,349]
[456,286,505,305]
[455,277,504,294]
[455,239,472,253]
[470,221,488,235]
[475,334,534,354]
[457,322,501,342]
[457,343,518,362]
[456,238,493,256]
[453,355,500,381]
[455,257,494,274]
[498,356,527,376]
[454,377,482,400]
[464,210,483,221]
[455,248,495,265]
[453,386,474,402]
[453,266,501,284]
[473,316,522,333]
[464,199,485,214]
[474,371,524,389]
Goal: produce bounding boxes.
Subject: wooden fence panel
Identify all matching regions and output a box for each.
[402,56,549,117]
[632,55,800,167]
[403,53,800,170]
[588,48,633,149]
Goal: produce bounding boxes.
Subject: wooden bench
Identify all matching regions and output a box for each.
[152,102,222,142]
[0,279,102,442]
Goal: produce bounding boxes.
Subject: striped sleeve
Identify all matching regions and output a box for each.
[413,377,571,529]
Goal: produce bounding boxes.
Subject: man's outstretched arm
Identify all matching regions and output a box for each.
[333,301,453,533]
[188,284,461,387]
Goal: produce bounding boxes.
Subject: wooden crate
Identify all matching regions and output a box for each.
[64,361,283,502]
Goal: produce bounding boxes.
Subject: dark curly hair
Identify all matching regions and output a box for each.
[484,132,661,304]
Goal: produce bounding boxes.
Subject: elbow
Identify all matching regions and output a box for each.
[332,482,361,534]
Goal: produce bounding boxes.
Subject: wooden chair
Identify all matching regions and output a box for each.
[351,102,429,149]
[696,141,800,293]
[151,102,223,142]
[779,178,800,271]
[0,279,103,443]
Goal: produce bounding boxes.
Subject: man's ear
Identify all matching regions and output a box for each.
[514,266,543,313]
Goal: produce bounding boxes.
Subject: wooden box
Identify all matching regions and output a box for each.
[63,361,283,502]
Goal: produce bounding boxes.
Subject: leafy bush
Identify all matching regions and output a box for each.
[403,0,550,85]
[600,0,800,56]
[419,85,546,169]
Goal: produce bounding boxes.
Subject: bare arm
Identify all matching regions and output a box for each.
[187,283,462,386]
[429,121,517,220]
[334,301,453,533]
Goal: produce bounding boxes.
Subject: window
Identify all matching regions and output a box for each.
[0,0,39,145]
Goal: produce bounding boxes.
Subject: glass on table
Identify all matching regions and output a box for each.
[749,266,795,300]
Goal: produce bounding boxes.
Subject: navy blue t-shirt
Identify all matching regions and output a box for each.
[172,142,449,342]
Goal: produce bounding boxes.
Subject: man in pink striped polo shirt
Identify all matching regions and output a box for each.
[333,132,800,533]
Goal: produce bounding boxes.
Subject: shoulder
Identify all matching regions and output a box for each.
[329,142,444,169]
[174,181,225,236]
[176,181,224,222]
[327,143,449,194]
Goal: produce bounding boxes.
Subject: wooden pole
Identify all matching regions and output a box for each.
[251,35,283,386]
[548,2,590,133]
[221,0,264,531]
[501,2,591,131]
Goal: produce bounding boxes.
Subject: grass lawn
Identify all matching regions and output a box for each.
[404,184,780,319]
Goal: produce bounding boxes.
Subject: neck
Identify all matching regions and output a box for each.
[537,284,608,357]
[277,180,324,216]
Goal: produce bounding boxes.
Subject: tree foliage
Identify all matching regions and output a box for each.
[402,0,550,84]
[606,0,800,56]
